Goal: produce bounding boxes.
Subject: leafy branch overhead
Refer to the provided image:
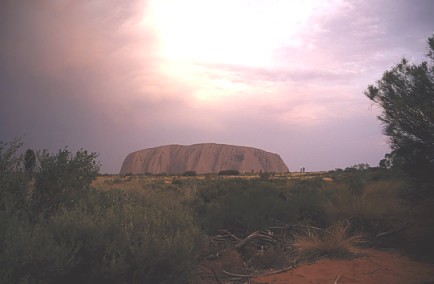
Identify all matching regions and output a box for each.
[365,34,434,181]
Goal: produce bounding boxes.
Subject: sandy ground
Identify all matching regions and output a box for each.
[252,249,434,284]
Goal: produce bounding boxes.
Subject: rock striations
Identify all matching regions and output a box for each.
[120,143,289,174]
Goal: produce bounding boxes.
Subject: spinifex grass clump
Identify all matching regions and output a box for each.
[292,222,364,260]
[322,180,409,238]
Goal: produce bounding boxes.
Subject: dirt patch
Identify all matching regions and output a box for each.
[252,249,434,284]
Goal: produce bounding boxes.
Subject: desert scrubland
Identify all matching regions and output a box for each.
[2,140,434,283]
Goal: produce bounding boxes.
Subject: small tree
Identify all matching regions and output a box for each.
[365,34,434,182]
[24,149,36,177]
[0,139,27,215]
[32,148,100,218]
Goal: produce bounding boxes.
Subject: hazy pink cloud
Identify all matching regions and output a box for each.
[1,0,433,172]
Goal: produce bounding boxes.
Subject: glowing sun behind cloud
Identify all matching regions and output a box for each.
[143,0,323,103]
[148,0,321,66]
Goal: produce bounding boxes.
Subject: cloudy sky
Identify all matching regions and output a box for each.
[1,0,433,173]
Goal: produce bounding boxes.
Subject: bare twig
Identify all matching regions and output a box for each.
[200,265,222,284]
[257,265,295,277]
[290,224,325,232]
[236,231,276,250]
[376,222,409,238]
[334,274,341,284]
[222,265,294,279]
[236,231,256,250]
[218,229,241,241]
[222,270,254,278]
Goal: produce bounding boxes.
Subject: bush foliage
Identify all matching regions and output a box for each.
[190,178,324,234]
[0,140,201,284]
[32,148,100,219]
[217,169,240,176]
[365,34,434,183]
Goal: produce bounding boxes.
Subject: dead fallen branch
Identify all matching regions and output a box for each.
[235,230,277,250]
[202,223,369,283]
[256,265,295,277]
[218,229,241,241]
[211,226,294,252]
[222,265,295,279]
[222,270,254,278]
[375,222,409,238]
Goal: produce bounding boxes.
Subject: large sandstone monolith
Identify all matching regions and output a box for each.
[120,143,289,174]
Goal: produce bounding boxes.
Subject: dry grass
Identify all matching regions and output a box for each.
[292,222,364,260]
[251,245,291,269]
[322,180,409,232]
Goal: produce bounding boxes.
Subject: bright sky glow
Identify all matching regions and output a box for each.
[146,0,326,103]
[148,0,323,66]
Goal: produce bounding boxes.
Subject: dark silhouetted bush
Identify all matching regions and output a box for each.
[32,148,100,219]
[218,169,240,176]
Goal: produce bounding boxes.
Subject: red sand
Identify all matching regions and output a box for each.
[252,249,434,284]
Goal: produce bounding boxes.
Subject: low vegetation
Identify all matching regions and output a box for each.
[1,139,433,283]
[292,222,364,260]
[0,140,200,284]
[217,169,241,176]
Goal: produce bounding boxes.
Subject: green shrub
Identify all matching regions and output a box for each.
[0,190,201,284]
[0,215,78,284]
[183,170,197,176]
[32,148,100,219]
[50,190,201,284]
[0,141,202,284]
[218,169,240,176]
[0,139,29,216]
[191,179,323,234]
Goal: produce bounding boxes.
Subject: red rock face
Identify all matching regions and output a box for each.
[119,143,289,174]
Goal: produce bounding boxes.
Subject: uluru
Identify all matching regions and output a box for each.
[120,143,289,174]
